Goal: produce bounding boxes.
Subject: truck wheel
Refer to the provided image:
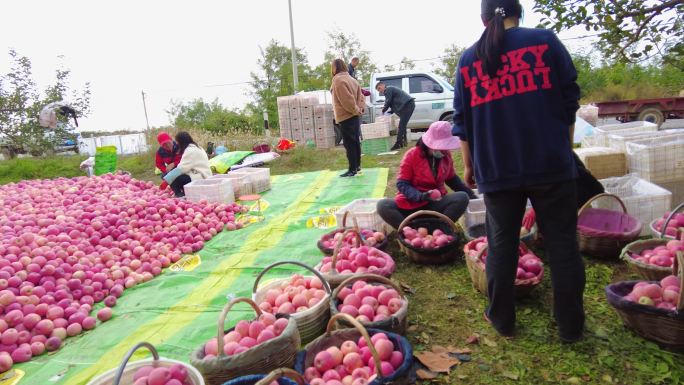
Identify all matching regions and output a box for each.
[440,112,454,124]
[638,108,664,126]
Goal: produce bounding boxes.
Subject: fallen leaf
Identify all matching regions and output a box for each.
[432,345,447,354]
[446,292,457,300]
[566,377,582,384]
[466,334,480,345]
[502,371,519,380]
[416,368,438,380]
[602,374,613,383]
[457,375,468,380]
[414,351,461,373]
[407,325,419,333]
[483,337,498,347]
[399,282,416,294]
[478,363,491,372]
[420,332,431,344]
[447,346,472,355]
[523,308,532,315]
[455,354,472,362]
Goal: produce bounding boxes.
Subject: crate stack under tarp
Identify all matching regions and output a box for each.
[277,94,336,149]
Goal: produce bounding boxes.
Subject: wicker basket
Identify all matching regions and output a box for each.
[221,368,305,385]
[606,251,684,348]
[252,261,332,345]
[621,239,673,281]
[463,221,538,245]
[294,314,414,385]
[189,298,300,385]
[86,342,205,385]
[330,274,409,335]
[649,202,684,240]
[318,212,388,255]
[315,229,396,289]
[396,210,463,265]
[463,239,543,299]
[577,193,643,259]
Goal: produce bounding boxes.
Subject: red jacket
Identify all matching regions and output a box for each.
[395,147,456,210]
[156,142,182,174]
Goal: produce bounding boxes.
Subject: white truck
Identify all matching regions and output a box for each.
[367,70,455,129]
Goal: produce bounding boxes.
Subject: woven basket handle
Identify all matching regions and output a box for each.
[217,297,262,357]
[113,342,159,385]
[474,241,527,260]
[397,210,458,233]
[252,260,332,297]
[331,229,362,272]
[340,211,360,230]
[325,313,385,381]
[660,202,684,239]
[675,251,684,312]
[332,274,407,301]
[578,193,627,217]
[254,368,306,385]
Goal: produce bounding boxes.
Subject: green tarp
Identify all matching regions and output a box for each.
[15,168,388,385]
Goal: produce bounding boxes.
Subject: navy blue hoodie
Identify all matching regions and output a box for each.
[452,27,580,194]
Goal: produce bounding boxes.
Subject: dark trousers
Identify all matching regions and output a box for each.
[376,192,470,230]
[395,100,415,146]
[339,116,361,172]
[483,180,585,338]
[170,174,192,197]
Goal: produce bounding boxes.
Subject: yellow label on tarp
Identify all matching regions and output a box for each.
[237,214,263,228]
[319,206,341,215]
[247,199,270,213]
[0,369,24,385]
[169,254,201,272]
[306,214,337,229]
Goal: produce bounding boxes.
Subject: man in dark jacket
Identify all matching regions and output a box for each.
[348,57,359,79]
[376,82,415,150]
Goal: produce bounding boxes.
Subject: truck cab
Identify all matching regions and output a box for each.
[369,70,455,129]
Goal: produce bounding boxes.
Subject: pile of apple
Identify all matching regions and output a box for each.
[629,240,683,267]
[400,226,455,249]
[466,237,543,280]
[303,332,404,385]
[203,313,289,359]
[623,275,681,312]
[0,173,244,371]
[257,274,328,314]
[317,246,394,276]
[652,212,684,238]
[131,362,193,385]
[335,280,404,323]
[319,230,386,250]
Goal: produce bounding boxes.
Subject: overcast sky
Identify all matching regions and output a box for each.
[0,0,591,133]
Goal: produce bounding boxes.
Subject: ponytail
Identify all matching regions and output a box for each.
[476,0,523,78]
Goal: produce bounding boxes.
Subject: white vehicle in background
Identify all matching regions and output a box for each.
[368,70,455,129]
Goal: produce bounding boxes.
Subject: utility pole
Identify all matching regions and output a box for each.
[288,0,299,93]
[141,90,150,131]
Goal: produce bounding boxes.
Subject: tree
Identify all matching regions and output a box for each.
[534,0,684,65]
[319,29,378,86]
[397,57,416,70]
[167,98,255,133]
[433,44,466,83]
[0,50,90,156]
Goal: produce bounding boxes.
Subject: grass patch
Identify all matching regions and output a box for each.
[1,140,683,384]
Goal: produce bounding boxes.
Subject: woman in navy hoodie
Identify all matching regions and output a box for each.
[452,0,585,342]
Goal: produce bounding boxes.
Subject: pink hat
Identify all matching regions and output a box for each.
[157,132,173,146]
[422,121,461,151]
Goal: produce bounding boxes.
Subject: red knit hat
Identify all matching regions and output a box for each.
[157,132,173,145]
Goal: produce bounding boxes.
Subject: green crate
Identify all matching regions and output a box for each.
[361,137,390,155]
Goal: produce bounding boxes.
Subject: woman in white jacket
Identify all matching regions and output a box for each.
[171,131,212,197]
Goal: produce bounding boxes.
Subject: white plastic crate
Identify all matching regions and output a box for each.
[626,135,684,183]
[361,122,390,139]
[211,173,254,196]
[656,179,684,210]
[582,121,658,147]
[230,167,271,193]
[335,198,389,232]
[184,178,235,204]
[599,175,673,235]
[459,190,532,230]
[606,129,684,152]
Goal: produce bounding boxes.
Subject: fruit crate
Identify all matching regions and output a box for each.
[230,167,271,193]
[599,175,673,236]
[315,135,336,149]
[607,129,684,152]
[335,198,389,232]
[360,121,390,139]
[211,173,254,196]
[657,179,684,210]
[458,190,532,230]
[184,178,235,204]
[361,137,390,155]
[626,135,684,183]
[574,147,627,179]
[582,121,659,147]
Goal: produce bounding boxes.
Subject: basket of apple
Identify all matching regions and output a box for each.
[220,368,305,385]
[252,261,332,344]
[294,313,414,385]
[649,203,684,240]
[464,237,544,299]
[318,212,388,255]
[190,298,300,385]
[396,210,462,265]
[315,229,396,289]
[606,251,684,348]
[330,274,408,335]
[621,238,682,281]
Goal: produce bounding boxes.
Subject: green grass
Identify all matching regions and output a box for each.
[1,142,683,384]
